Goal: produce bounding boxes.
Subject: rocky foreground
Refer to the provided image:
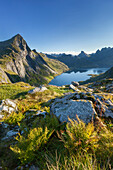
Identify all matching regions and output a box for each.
[0,80,113,169]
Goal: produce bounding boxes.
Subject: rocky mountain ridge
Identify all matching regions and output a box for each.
[0,34,68,85]
[46,47,113,69]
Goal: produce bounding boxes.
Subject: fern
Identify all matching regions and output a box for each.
[59,116,98,154]
[10,127,54,164]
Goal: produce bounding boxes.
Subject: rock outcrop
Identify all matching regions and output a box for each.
[0,34,68,85]
[51,99,96,123]
[0,99,17,119]
[28,86,47,94]
[50,89,113,123]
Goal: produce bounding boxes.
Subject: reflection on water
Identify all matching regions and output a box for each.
[49,68,109,86]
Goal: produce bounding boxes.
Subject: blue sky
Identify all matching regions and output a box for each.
[1,0,113,54]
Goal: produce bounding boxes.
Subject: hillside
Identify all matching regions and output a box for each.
[0,80,113,169]
[81,66,113,84]
[0,34,68,85]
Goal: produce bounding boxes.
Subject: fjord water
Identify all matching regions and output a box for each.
[49,68,109,86]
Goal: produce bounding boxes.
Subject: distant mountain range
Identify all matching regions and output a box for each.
[46,47,113,69]
[1,34,113,85]
[0,34,68,85]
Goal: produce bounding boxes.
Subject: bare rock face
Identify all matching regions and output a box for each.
[0,67,11,83]
[28,86,47,94]
[50,91,113,123]
[0,34,62,85]
[0,99,17,119]
[51,98,96,124]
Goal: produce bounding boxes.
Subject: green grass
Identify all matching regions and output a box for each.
[43,56,69,74]
[0,82,113,169]
[0,82,33,100]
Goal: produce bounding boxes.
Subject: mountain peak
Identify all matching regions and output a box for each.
[12,34,24,42]
[78,51,89,58]
[11,34,31,52]
[81,51,85,54]
[14,33,22,37]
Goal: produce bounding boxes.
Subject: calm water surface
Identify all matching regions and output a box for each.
[49,68,109,86]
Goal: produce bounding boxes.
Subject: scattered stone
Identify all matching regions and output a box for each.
[2,99,17,108]
[71,81,79,87]
[69,84,79,92]
[0,99,17,115]
[2,130,18,140]
[35,110,46,117]
[28,86,47,94]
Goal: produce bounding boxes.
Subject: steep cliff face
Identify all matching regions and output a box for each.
[0,34,68,85]
[0,67,11,83]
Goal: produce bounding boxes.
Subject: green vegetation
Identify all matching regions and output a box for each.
[0,34,69,86]
[4,111,25,125]
[0,82,33,100]
[43,55,69,74]
[0,82,113,169]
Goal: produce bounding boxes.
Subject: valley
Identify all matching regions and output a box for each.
[0,34,113,169]
[0,34,68,85]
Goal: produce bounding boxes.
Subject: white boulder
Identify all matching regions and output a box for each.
[28,86,47,94]
[51,99,96,124]
[0,99,17,116]
[69,84,80,92]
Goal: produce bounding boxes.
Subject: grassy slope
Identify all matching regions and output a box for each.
[0,82,33,100]
[0,82,113,169]
[0,35,69,85]
[0,53,69,86]
[42,55,69,74]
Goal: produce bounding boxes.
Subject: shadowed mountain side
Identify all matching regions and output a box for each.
[46,47,113,69]
[81,67,113,84]
[0,34,68,85]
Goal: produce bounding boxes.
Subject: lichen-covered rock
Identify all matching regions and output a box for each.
[0,99,17,116]
[51,91,113,123]
[51,99,96,124]
[28,86,47,94]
